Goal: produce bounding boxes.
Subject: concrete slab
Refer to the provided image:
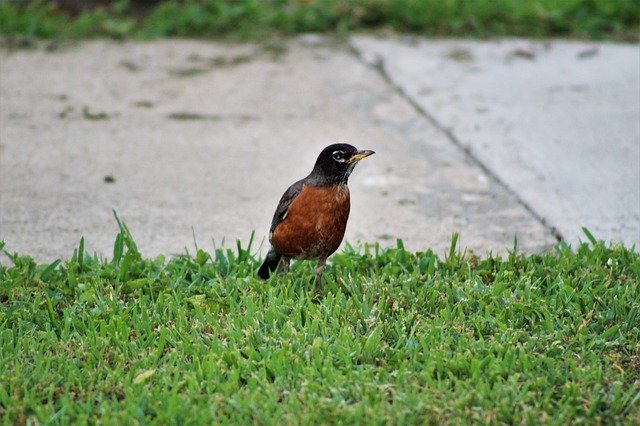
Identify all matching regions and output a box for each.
[351,36,640,248]
[1,39,554,263]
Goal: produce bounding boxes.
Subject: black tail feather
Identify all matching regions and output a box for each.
[258,249,281,279]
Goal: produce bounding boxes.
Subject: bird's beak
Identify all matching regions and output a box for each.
[349,149,375,163]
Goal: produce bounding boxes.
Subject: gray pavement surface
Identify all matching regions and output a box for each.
[353,36,640,247]
[0,37,637,263]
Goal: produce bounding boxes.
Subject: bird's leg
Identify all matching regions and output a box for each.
[315,258,327,293]
[278,256,290,274]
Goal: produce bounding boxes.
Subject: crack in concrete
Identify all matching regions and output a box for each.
[348,42,564,244]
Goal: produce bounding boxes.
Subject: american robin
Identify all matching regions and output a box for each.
[258,143,375,291]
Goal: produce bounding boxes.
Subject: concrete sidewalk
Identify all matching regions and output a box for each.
[352,36,640,247]
[0,37,637,263]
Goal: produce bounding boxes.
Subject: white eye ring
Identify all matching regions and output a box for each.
[332,151,345,162]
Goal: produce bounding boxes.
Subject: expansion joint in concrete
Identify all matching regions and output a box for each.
[348,42,564,244]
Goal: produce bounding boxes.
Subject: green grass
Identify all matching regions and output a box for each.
[1,218,639,424]
[1,0,639,41]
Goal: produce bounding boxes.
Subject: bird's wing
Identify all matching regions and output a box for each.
[269,179,304,234]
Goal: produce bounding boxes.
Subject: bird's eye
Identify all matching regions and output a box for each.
[332,151,345,162]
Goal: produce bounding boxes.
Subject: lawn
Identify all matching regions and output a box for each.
[1,220,638,424]
[1,0,639,41]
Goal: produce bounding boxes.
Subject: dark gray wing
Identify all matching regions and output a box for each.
[269,179,304,234]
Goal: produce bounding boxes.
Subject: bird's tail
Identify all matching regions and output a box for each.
[258,248,281,279]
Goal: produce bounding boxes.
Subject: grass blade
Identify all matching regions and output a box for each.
[582,227,598,245]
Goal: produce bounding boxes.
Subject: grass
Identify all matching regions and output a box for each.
[1,0,639,42]
[0,217,639,424]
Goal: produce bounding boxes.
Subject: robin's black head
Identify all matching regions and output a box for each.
[308,143,375,186]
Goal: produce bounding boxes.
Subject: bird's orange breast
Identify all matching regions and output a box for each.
[270,184,350,259]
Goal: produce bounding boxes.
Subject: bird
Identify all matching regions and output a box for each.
[258,143,375,291]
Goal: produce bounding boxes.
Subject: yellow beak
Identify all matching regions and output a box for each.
[349,149,375,163]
